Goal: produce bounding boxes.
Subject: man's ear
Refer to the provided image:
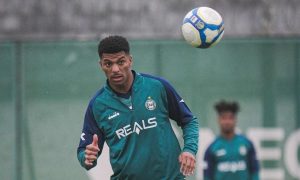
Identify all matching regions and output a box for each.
[99,59,103,67]
[129,55,133,67]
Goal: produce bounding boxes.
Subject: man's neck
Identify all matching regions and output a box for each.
[221,132,235,140]
[112,84,132,94]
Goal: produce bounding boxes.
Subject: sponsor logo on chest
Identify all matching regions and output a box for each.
[217,160,247,172]
[115,117,158,139]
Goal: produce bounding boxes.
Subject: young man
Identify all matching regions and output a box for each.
[203,100,259,180]
[77,35,199,179]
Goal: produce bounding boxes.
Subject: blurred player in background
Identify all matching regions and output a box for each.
[77,35,199,179]
[203,100,259,180]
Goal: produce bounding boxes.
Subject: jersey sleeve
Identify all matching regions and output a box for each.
[77,101,105,170]
[247,140,260,180]
[203,146,215,180]
[159,77,199,155]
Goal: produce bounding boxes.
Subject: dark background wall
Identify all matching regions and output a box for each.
[0,0,300,41]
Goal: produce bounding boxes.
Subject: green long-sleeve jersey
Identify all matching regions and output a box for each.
[77,71,199,180]
[204,134,259,180]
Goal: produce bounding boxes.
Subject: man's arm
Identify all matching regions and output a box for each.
[179,117,198,176]
[157,77,199,175]
[160,77,199,155]
[203,147,215,180]
[247,140,260,180]
[77,102,105,170]
[181,117,199,155]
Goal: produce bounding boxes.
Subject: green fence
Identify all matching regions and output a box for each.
[1,39,300,180]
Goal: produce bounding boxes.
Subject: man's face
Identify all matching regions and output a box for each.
[100,51,133,88]
[218,111,236,134]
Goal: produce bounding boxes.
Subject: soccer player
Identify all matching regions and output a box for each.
[203,100,259,180]
[77,35,199,179]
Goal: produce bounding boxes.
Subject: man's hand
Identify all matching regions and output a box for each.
[84,134,100,166]
[178,151,196,176]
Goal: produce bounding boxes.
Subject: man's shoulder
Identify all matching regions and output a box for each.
[235,134,254,147]
[139,73,169,85]
[236,134,251,141]
[88,87,106,107]
[206,137,223,152]
[138,72,176,91]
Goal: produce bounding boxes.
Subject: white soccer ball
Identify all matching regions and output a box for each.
[182,7,224,48]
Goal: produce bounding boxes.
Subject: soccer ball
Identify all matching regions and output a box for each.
[182,7,224,48]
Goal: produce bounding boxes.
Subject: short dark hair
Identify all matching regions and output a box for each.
[214,100,240,114]
[98,35,130,58]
